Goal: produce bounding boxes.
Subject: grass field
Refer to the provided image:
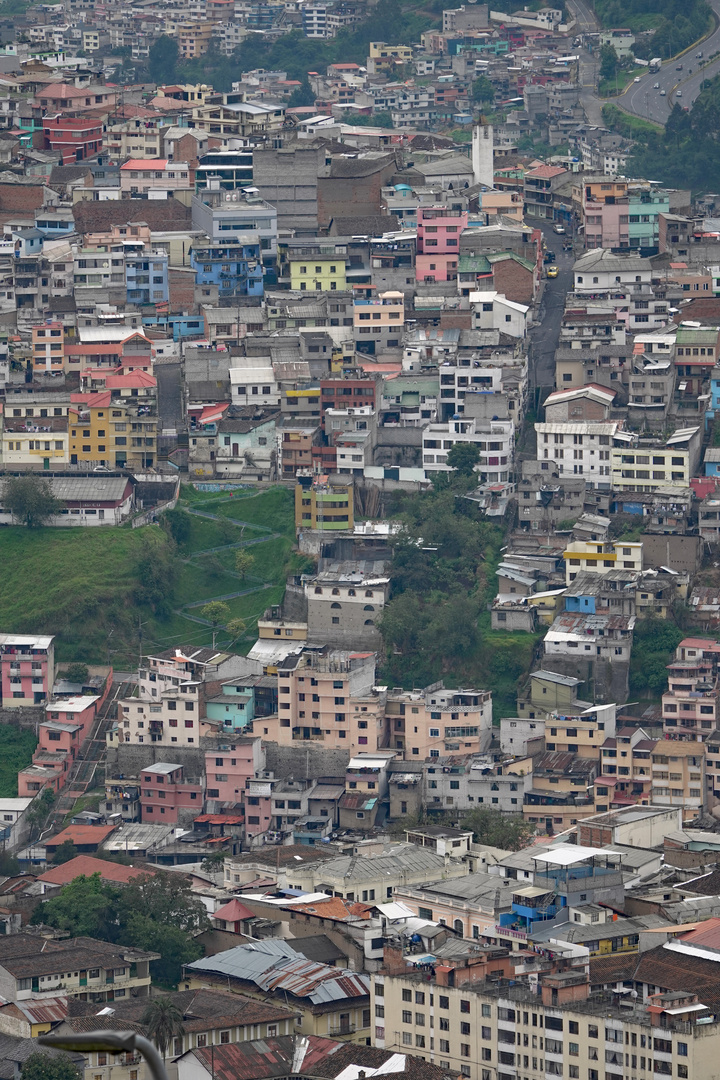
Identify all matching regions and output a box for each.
[0,485,302,667]
[0,726,37,798]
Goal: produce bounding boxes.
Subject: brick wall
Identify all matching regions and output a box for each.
[492,258,534,305]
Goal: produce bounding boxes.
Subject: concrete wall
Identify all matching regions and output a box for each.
[541,655,629,704]
[0,706,44,729]
[307,595,383,651]
[263,741,351,779]
[107,743,208,780]
[642,534,702,574]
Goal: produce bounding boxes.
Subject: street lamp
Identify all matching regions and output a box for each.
[39,1031,168,1080]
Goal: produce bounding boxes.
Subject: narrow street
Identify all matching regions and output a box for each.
[529,246,575,397]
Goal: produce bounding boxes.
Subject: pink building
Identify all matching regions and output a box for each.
[45,695,101,742]
[243,775,273,842]
[140,761,203,824]
[204,735,263,807]
[0,634,55,708]
[119,159,191,195]
[415,206,468,283]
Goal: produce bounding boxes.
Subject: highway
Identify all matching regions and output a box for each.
[617,0,720,122]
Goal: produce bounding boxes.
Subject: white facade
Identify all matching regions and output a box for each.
[573,250,652,292]
[535,420,617,489]
[229,356,280,407]
[469,291,529,339]
[423,415,514,481]
[118,681,207,747]
[500,716,546,755]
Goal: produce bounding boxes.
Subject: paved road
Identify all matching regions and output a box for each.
[155,359,184,433]
[618,0,720,121]
[529,247,576,393]
[565,0,602,124]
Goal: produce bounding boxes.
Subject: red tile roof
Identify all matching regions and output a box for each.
[38,855,150,886]
[45,824,117,849]
[525,164,566,178]
[213,898,256,923]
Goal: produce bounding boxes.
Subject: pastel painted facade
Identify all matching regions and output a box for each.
[415,206,468,283]
[204,736,263,805]
[0,634,54,708]
[140,762,203,824]
[31,322,65,373]
[119,159,191,195]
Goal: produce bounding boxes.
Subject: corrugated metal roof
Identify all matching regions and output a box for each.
[186,940,369,1004]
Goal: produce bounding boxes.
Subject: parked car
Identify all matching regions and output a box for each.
[547,266,559,278]
[553,224,566,234]
[544,251,556,263]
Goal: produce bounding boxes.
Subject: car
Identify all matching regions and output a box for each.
[547,266,559,278]
[676,90,682,97]
[543,251,556,263]
[553,223,566,234]
[653,82,660,88]
[634,76,641,82]
[660,89,666,95]
[676,63,683,70]
[696,51,703,58]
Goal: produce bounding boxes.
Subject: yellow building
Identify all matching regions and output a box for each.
[82,29,101,51]
[563,539,642,585]
[69,395,157,469]
[289,253,347,292]
[611,443,691,490]
[175,21,214,58]
[295,474,354,530]
[368,41,413,69]
[32,321,65,374]
[650,738,706,819]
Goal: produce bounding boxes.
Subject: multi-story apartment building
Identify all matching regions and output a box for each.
[204,736,263,806]
[294,474,355,532]
[354,291,404,354]
[31,321,65,374]
[562,539,642,585]
[139,762,204,824]
[610,430,698,492]
[416,206,468,283]
[69,395,157,470]
[119,159,192,195]
[595,726,657,812]
[650,738,706,818]
[543,703,617,758]
[0,934,157,1004]
[267,647,383,751]
[119,680,216,748]
[373,944,720,1080]
[423,755,533,815]
[191,189,277,261]
[385,684,493,760]
[535,420,616,489]
[423,412,514,483]
[0,634,54,708]
[662,662,720,741]
[191,238,264,299]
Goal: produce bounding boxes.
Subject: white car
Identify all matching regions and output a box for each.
[660,89,666,95]
[653,82,660,88]
[634,76,641,82]
[677,90,682,97]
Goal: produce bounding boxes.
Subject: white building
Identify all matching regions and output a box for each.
[573,250,652,292]
[423,414,514,481]
[535,420,617,488]
[229,355,280,407]
[469,290,529,338]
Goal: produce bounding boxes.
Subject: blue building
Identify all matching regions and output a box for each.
[190,238,263,299]
[126,248,169,306]
[706,367,720,427]
[206,681,255,732]
[142,313,205,341]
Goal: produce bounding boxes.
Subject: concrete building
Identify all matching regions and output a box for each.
[385,683,493,760]
[140,762,204,825]
[0,634,55,708]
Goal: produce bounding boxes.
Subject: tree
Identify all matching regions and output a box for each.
[2,475,61,527]
[21,1054,80,1080]
[31,873,118,939]
[234,549,255,578]
[226,617,247,642]
[134,530,178,616]
[446,442,481,477]
[65,663,89,684]
[288,76,315,107]
[600,43,619,82]
[163,507,192,549]
[471,75,495,105]
[149,35,178,84]
[0,850,20,877]
[201,601,231,627]
[50,840,78,866]
[142,996,186,1058]
[461,807,535,851]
